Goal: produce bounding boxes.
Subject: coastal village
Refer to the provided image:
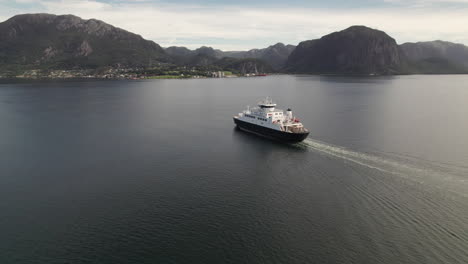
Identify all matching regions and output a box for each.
[1,67,268,80]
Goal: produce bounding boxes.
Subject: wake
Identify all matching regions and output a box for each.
[297,138,468,198]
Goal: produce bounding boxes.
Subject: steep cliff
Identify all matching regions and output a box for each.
[285,26,401,74]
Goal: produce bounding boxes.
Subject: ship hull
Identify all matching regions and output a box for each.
[233,118,309,143]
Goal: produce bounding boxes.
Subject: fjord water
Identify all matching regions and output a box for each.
[0,75,467,264]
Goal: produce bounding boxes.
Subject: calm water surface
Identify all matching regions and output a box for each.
[0,75,467,263]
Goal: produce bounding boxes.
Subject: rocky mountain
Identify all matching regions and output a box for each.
[285,26,402,74]
[399,41,468,73]
[0,13,169,71]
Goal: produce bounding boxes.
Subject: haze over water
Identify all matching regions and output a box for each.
[0,75,467,263]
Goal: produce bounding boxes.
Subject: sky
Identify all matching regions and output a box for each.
[0,0,468,50]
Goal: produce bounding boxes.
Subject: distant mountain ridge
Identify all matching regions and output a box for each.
[165,43,295,70]
[2,13,468,75]
[164,45,272,73]
[164,46,224,66]
[222,43,296,70]
[400,40,468,66]
[399,40,468,73]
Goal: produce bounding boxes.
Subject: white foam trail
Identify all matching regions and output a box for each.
[301,138,419,175]
[299,138,468,198]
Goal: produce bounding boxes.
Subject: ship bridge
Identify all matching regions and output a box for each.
[258,97,277,111]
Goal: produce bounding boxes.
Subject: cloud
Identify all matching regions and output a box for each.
[1,0,468,50]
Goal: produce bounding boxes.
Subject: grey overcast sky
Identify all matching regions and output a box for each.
[1,0,468,50]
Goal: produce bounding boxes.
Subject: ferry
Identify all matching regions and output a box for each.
[233,98,309,143]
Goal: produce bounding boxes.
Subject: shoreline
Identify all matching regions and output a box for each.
[0,74,275,83]
[1,72,468,83]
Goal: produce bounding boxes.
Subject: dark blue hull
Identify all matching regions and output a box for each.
[233,118,309,143]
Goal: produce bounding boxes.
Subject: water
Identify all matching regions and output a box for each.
[0,75,467,263]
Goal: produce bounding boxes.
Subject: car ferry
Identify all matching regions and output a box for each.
[233,98,309,143]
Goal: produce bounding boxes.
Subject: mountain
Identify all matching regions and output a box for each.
[165,46,193,57]
[285,26,401,74]
[3,14,468,76]
[0,13,169,71]
[164,46,225,66]
[164,45,270,73]
[399,41,468,73]
[214,57,272,74]
[165,43,295,70]
[223,43,296,70]
[194,46,225,58]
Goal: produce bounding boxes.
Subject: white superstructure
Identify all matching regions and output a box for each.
[234,97,308,133]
